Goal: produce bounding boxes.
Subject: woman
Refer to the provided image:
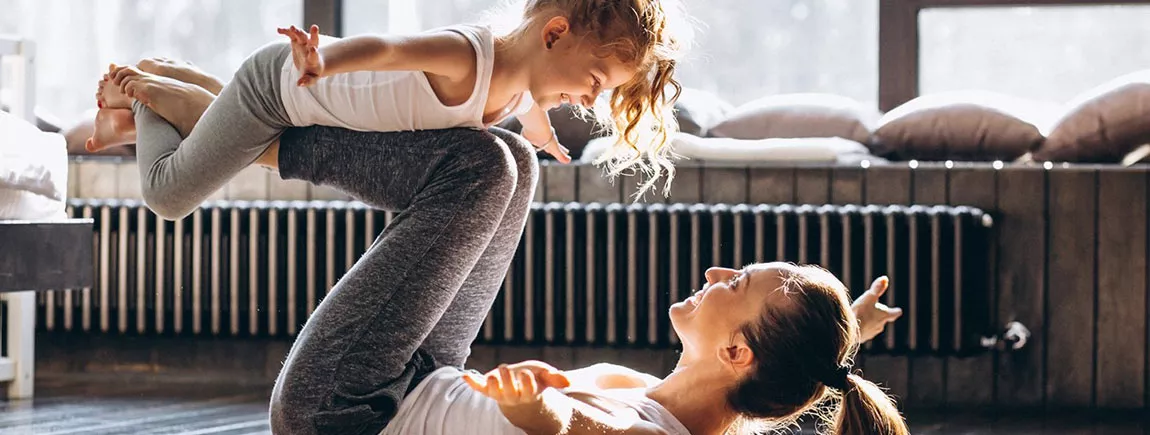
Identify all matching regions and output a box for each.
[384,264,907,435]
[93,63,904,435]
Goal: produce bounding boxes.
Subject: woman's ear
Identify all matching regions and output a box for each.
[540,16,571,49]
[723,342,755,371]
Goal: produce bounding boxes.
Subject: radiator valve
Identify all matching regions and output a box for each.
[980,321,1030,351]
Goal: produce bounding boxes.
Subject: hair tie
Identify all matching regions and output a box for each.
[822,365,852,391]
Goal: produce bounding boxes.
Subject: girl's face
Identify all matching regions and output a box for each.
[529,16,638,110]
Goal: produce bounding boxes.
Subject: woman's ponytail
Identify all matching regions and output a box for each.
[832,374,910,435]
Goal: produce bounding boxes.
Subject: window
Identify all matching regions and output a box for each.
[339,0,880,109]
[919,4,1150,103]
[677,0,878,108]
[0,0,302,125]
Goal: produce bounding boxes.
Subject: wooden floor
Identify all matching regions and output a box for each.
[2,375,1147,435]
[0,376,272,435]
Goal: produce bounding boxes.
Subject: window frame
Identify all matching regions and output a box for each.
[302,0,1150,112]
[879,0,1150,111]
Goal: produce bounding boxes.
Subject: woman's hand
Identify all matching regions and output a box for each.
[277,24,325,87]
[852,276,904,343]
[463,361,572,409]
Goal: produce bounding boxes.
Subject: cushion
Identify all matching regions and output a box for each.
[0,110,68,201]
[706,93,879,144]
[581,133,875,165]
[871,91,1059,161]
[673,88,734,137]
[1033,70,1150,163]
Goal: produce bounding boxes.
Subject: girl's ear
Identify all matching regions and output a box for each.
[540,16,571,49]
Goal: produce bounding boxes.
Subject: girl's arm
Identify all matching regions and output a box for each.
[279,25,475,85]
[518,102,571,163]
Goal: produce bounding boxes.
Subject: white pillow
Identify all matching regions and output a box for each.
[0,186,65,220]
[1034,70,1150,162]
[580,133,871,164]
[0,110,68,201]
[707,93,880,144]
[872,91,1059,161]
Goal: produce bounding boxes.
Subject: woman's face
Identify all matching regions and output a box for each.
[670,262,792,350]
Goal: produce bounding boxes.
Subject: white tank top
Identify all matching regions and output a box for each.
[379,367,691,435]
[279,24,533,132]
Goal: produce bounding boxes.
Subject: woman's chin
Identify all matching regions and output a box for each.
[668,302,694,328]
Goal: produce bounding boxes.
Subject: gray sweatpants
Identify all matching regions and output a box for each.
[132,41,540,435]
[267,124,538,435]
[132,41,293,220]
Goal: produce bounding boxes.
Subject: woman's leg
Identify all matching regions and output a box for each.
[269,126,519,435]
[414,127,539,369]
[126,42,292,220]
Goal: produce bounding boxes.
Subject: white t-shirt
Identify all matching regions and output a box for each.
[279,24,533,133]
[379,366,691,435]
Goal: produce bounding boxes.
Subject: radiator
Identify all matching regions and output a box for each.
[42,199,994,355]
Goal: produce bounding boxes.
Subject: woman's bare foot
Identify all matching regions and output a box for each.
[119,73,216,138]
[84,108,136,153]
[136,57,225,95]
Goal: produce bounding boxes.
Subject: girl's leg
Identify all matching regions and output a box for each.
[131,42,292,220]
[414,127,539,369]
[268,126,519,435]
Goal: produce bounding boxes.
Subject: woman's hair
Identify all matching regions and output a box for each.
[726,265,910,435]
[515,0,693,198]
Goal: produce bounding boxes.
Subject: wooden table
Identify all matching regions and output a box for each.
[0,218,93,399]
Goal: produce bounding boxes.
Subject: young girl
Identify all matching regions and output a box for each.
[381,263,910,435]
[98,0,687,220]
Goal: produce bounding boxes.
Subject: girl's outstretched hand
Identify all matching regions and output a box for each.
[277,24,324,86]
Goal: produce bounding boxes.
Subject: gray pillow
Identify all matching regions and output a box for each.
[1033,70,1150,163]
[871,91,1058,161]
[707,93,879,144]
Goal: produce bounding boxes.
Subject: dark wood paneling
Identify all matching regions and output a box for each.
[795,168,831,204]
[666,166,702,204]
[748,167,796,204]
[995,167,1047,407]
[1095,169,1146,408]
[1046,168,1097,408]
[878,0,919,112]
[947,166,997,407]
[910,167,949,408]
[862,165,912,406]
[701,166,748,204]
[577,165,622,203]
[832,167,866,205]
[543,164,577,202]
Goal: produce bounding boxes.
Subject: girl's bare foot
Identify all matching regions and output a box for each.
[136,57,225,95]
[119,73,216,138]
[84,108,136,153]
[96,64,136,109]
